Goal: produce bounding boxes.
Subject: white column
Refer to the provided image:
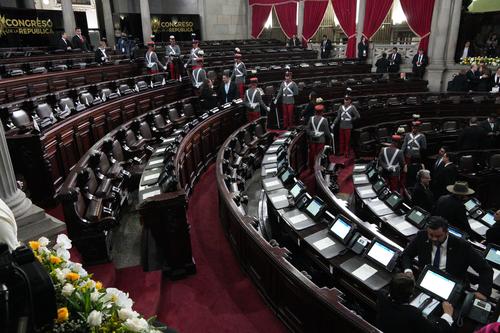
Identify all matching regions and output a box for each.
[0,122,32,220]
[139,0,152,44]
[297,0,305,41]
[445,0,463,65]
[61,0,76,36]
[101,0,116,47]
[248,5,253,39]
[356,0,366,47]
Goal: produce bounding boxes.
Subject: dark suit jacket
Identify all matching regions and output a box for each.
[200,85,218,110]
[320,39,332,58]
[431,163,457,199]
[456,125,487,150]
[357,41,368,59]
[56,38,72,51]
[435,194,471,235]
[466,70,480,90]
[376,291,453,333]
[447,74,468,92]
[486,223,500,245]
[94,48,108,64]
[375,58,389,73]
[388,52,402,72]
[401,230,493,296]
[492,74,500,87]
[288,37,301,47]
[72,34,90,51]
[412,54,429,72]
[218,81,238,105]
[480,120,500,148]
[412,182,434,213]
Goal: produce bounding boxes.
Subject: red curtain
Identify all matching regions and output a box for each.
[362,0,393,40]
[251,5,273,38]
[331,0,357,58]
[400,0,435,52]
[275,2,298,39]
[302,0,329,45]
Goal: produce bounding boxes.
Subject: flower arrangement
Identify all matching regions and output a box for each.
[29,234,165,333]
[460,56,500,66]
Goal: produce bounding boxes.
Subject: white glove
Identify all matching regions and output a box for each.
[273,99,277,105]
[163,66,167,71]
[184,63,187,68]
[266,107,270,112]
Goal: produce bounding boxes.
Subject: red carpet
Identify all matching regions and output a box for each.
[158,164,287,333]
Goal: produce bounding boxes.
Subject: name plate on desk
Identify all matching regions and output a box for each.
[265,167,277,174]
[267,155,277,162]
[271,195,288,204]
[156,147,166,153]
[149,158,163,166]
[289,214,308,225]
[352,264,377,281]
[266,180,281,187]
[144,172,160,182]
[313,237,335,251]
[142,189,161,200]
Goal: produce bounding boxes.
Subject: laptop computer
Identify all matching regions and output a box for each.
[282,195,324,231]
[405,206,430,229]
[340,238,400,290]
[363,197,393,217]
[267,188,289,210]
[355,184,377,199]
[304,213,356,259]
[261,157,287,178]
[262,149,286,165]
[479,210,496,228]
[414,265,462,304]
[383,191,404,214]
[262,176,284,192]
[381,213,419,237]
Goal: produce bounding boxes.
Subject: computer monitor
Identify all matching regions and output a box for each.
[480,211,496,227]
[384,192,403,211]
[417,266,460,302]
[485,244,500,269]
[464,198,480,213]
[289,181,305,200]
[405,206,429,228]
[329,215,355,244]
[278,167,294,185]
[365,239,398,271]
[366,167,377,181]
[305,197,325,221]
[372,179,386,194]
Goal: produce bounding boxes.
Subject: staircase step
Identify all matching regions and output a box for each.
[115,266,162,318]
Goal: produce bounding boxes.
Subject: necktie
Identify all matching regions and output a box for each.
[433,244,441,268]
[435,158,441,168]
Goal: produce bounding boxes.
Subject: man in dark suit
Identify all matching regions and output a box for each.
[435,181,475,236]
[218,72,238,105]
[411,48,429,79]
[401,216,493,300]
[375,53,389,73]
[456,117,487,150]
[466,64,480,91]
[486,210,500,245]
[388,47,402,73]
[57,31,72,51]
[320,35,332,59]
[71,27,91,51]
[412,169,434,213]
[431,152,457,200]
[287,34,301,47]
[94,40,109,64]
[492,67,500,89]
[480,114,500,149]
[377,273,454,333]
[357,37,368,61]
[447,69,468,92]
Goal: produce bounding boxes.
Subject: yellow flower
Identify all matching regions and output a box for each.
[50,256,62,264]
[35,255,42,262]
[28,241,40,251]
[66,272,80,281]
[57,307,69,322]
[95,281,103,290]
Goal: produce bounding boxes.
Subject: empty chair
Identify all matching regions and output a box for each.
[377,127,390,142]
[357,131,376,156]
[441,121,457,132]
[119,84,133,95]
[100,88,119,100]
[150,74,164,87]
[345,78,357,85]
[138,121,156,143]
[168,108,185,126]
[79,92,94,106]
[10,109,32,132]
[330,79,341,86]
[386,97,400,106]
[298,82,306,90]
[367,99,381,109]
[472,95,485,103]
[490,154,500,169]
[35,103,56,129]
[419,122,433,133]
[135,80,148,91]
[56,97,75,119]
[406,96,418,105]
[425,95,440,104]
[182,103,195,119]
[361,77,373,84]
[447,95,461,104]
[151,112,171,133]
[125,128,147,151]
[459,155,475,173]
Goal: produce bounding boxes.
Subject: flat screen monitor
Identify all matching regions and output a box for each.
[279,168,292,183]
[329,216,353,243]
[485,245,500,268]
[366,240,397,270]
[385,192,403,210]
[367,167,377,180]
[418,267,457,301]
[481,211,496,227]
[290,181,304,200]
[305,197,324,219]
[406,206,429,228]
[464,198,479,213]
[373,179,386,193]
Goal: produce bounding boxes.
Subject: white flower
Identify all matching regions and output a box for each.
[55,247,70,261]
[87,310,102,327]
[70,263,88,277]
[104,288,133,309]
[61,283,75,296]
[38,236,49,247]
[90,291,101,302]
[123,317,149,332]
[53,268,66,284]
[118,308,140,321]
[55,234,72,250]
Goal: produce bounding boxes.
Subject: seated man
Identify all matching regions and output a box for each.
[486,210,500,245]
[412,169,434,213]
[401,216,492,300]
[377,273,454,333]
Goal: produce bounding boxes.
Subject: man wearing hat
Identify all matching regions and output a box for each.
[145,42,165,74]
[231,53,247,98]
[186,40,203,68]
[378,135,405,192]
[401,121,427,164]
[191,58,206,91]
[244,77,269,122]
[274,72,298,128]
[435,181,476,236]
[401,216,492,302]
[333,96,360,157]
[166,35,182,81]
[306,104,332,169]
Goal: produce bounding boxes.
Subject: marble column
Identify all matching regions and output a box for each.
[445,0,463,65]
[0,122,32,220]
[140,0,152,44]
[101,0,116,47]
[61,0,76,36]
[356,0,366,47]
[297,0,305,41]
